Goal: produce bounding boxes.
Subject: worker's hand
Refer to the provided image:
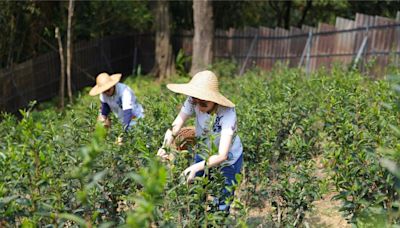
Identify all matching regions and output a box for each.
[97,115,111,128]
[157,148,169,160]
[116,136,123,145]
[104,118,111,128]
[97,114,106,122]
[182,165,197,184]
[162,129,175,147]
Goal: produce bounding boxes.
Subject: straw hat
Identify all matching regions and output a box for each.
[167,70,235,107]
[89,72,122,96]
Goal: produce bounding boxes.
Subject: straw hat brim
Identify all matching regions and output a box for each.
[89,74,122,96]
[167,83,235,107]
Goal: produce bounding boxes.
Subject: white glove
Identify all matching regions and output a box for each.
[157,148,169,160]
[183,165,197,184]
[157,148,176,161]
[162,129,175,147]
[116,136,123,145]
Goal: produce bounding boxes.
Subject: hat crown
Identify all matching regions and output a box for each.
[96,73,114,87]
[190,70,219,92]
[166,70,235,107]
[89,72,121,96]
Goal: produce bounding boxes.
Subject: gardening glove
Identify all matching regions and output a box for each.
[116,136,123,145]
[162,129,175,148]
[157,129,176,161]
[183,165,197,184]
[157,148,170,160]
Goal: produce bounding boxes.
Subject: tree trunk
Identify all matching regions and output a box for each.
[269,1,282,27]
[190,0,214,76]
[55,27,65,109]
[297,0,312,27]
[66,0,74,103]
[284,0,292,29]
[151,0,175,80]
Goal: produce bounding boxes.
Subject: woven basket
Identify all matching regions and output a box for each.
[173,126,196,151]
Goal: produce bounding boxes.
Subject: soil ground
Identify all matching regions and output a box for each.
[244,156,351,227]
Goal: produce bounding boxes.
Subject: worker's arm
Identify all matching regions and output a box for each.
[157,111,190,159]
[183,133,233,182]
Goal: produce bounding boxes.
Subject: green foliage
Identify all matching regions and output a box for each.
[126,159,167,227]
[175,49,191,77]
[74,1,152,40]
[208,59,238,78]
[365,74,400,226]
[172,1,399,29]
[1,65,400,226]
[2,0,399,68]
[0,1,152,68]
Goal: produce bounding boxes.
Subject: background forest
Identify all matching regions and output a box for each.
[1,0,399,69]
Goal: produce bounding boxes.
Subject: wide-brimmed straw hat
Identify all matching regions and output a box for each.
[167,70,235,107]
[89,72,122,96]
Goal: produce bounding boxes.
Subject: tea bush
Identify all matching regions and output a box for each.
[1,66,399,227]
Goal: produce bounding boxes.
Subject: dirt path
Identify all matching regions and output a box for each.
[246,199,273,227]
[303,156,350,228]
[244,156,350,227]
[303,191,350,228]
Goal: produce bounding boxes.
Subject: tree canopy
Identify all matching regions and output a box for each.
[0,1,152,68]
[1,0,399,68]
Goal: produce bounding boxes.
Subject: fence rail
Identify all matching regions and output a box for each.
[1,12,399,113]
[177,12,400,76]
[0,34,155,114]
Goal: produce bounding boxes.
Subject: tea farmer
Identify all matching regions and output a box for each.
[157,70,243,212]
[89,72,144,134]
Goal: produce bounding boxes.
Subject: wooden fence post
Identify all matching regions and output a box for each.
[396,11,400,67]
[298,31,312,68]
[305,31,312,77]
[353,26,369,70]
[132,46,138,75]
[239,33,258,76]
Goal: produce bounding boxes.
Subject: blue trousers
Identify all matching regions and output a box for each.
[194,153,243,211]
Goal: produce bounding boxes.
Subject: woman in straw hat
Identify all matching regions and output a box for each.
[89,72,144,133]
[157,70,243,212]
